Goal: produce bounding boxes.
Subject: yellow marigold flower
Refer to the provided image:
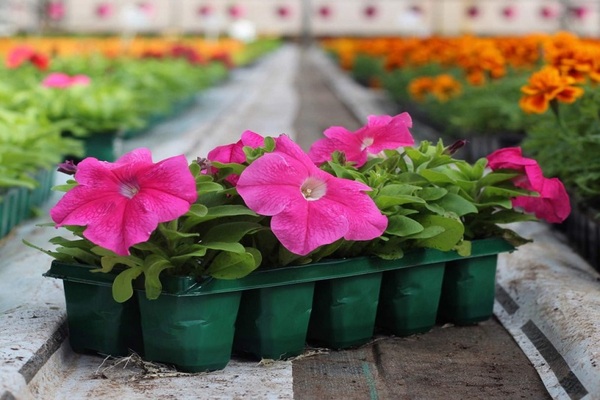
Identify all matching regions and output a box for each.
[519,66,584,114]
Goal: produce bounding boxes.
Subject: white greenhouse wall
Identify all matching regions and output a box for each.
[1,0,600,37]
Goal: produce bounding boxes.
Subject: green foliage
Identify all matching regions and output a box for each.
[33,162,266,302]
[351,54,385,87]
[381,64,540,137]
[523,87,600,205]
[0,108,83,190]
[322,139,535,260]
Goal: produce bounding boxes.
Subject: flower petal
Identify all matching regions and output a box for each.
[271,200,349,255]
[237,151,306,216]
[361,112,415,153]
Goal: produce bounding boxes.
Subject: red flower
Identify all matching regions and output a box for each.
[6,46,49,70]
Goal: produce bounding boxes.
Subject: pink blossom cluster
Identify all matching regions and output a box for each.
[50,113,571,259]
[42,73,91,88]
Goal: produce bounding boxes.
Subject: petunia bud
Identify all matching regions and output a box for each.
[444,139,468,155]
[196,157,212,171]
[57,160,77,175]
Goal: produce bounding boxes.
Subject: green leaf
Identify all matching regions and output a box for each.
[480,185,533,201]
[418,187,448,201]
[385,215,424,237]
[97,255,142,273]
[200,205,258,221]
[197,181,227,193]
[205,250,259,279]
[202,221,264,243]
[112,267,143,303]
[378,184,421,196]
[454,240,472,257]
[477,172,520,188]
[143,255,174,300]
[433,193,478,216]
[415,215,465,251]
[371,238,404,260]
[375,194,425,209]
[405,225,445,239]
[202,241,246,253]
[54,247,98,265]
[187,203,209,217]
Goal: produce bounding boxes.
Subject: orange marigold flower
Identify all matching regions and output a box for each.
[519,66,584,114]
[408,76,435,102]
[431,74,462,102]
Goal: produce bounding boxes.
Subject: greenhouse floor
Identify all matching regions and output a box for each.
[1,42,599,400]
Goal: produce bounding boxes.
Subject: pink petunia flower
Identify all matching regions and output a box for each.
[502,6,516,19]
[308,113,415,167]
[206,130,265,184]
[47,1,65,20]
[540,6,558,19]
[363,5,377,18]
[42,72,91,88]
[512,177,571,224]
[276,5,291,18]
[237,135,388,256]
[96,3,114,18]
[51,148,197,256]
[486,147,570,223]
[228,4,245,19]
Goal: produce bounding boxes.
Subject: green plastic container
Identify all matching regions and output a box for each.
[233,282,314,360]
[81,132,119,162]
[0,187,21,238]
[45,263,143,356]
[44,239,513,370]
[63,280,144,356]
[137,284,241,372]
[438,238,514,325]
[376,262,446,336]
[308,271,383,349]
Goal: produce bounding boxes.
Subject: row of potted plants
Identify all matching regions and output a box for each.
[36,112,570,371]
[0,36,281,239]
[0,109,82,238]
[322,32,600,272]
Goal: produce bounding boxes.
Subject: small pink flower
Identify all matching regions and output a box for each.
[206,130,264,184]
[237,135,387,256]
[540,6,558,19]
[309,113,415,167]
[318,5,332,18]
[409,5,423,15]
[276,5,291,18]
[228,4,244,19]
[51,148,197,256]
[486,147,571,223]
[42,73,91,88]
[512,177,571,224]
[47,1,65,20]
[198,5,213,17]
[570,6,588,19]
[466,6,480,18]
[363,5,377,18]
[137,1,154,17]
[502,6,516,19]
[96,3,113,18]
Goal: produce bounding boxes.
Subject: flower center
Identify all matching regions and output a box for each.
[301,176,327,201]
[119,180,140,199]
[361,136,374,151]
